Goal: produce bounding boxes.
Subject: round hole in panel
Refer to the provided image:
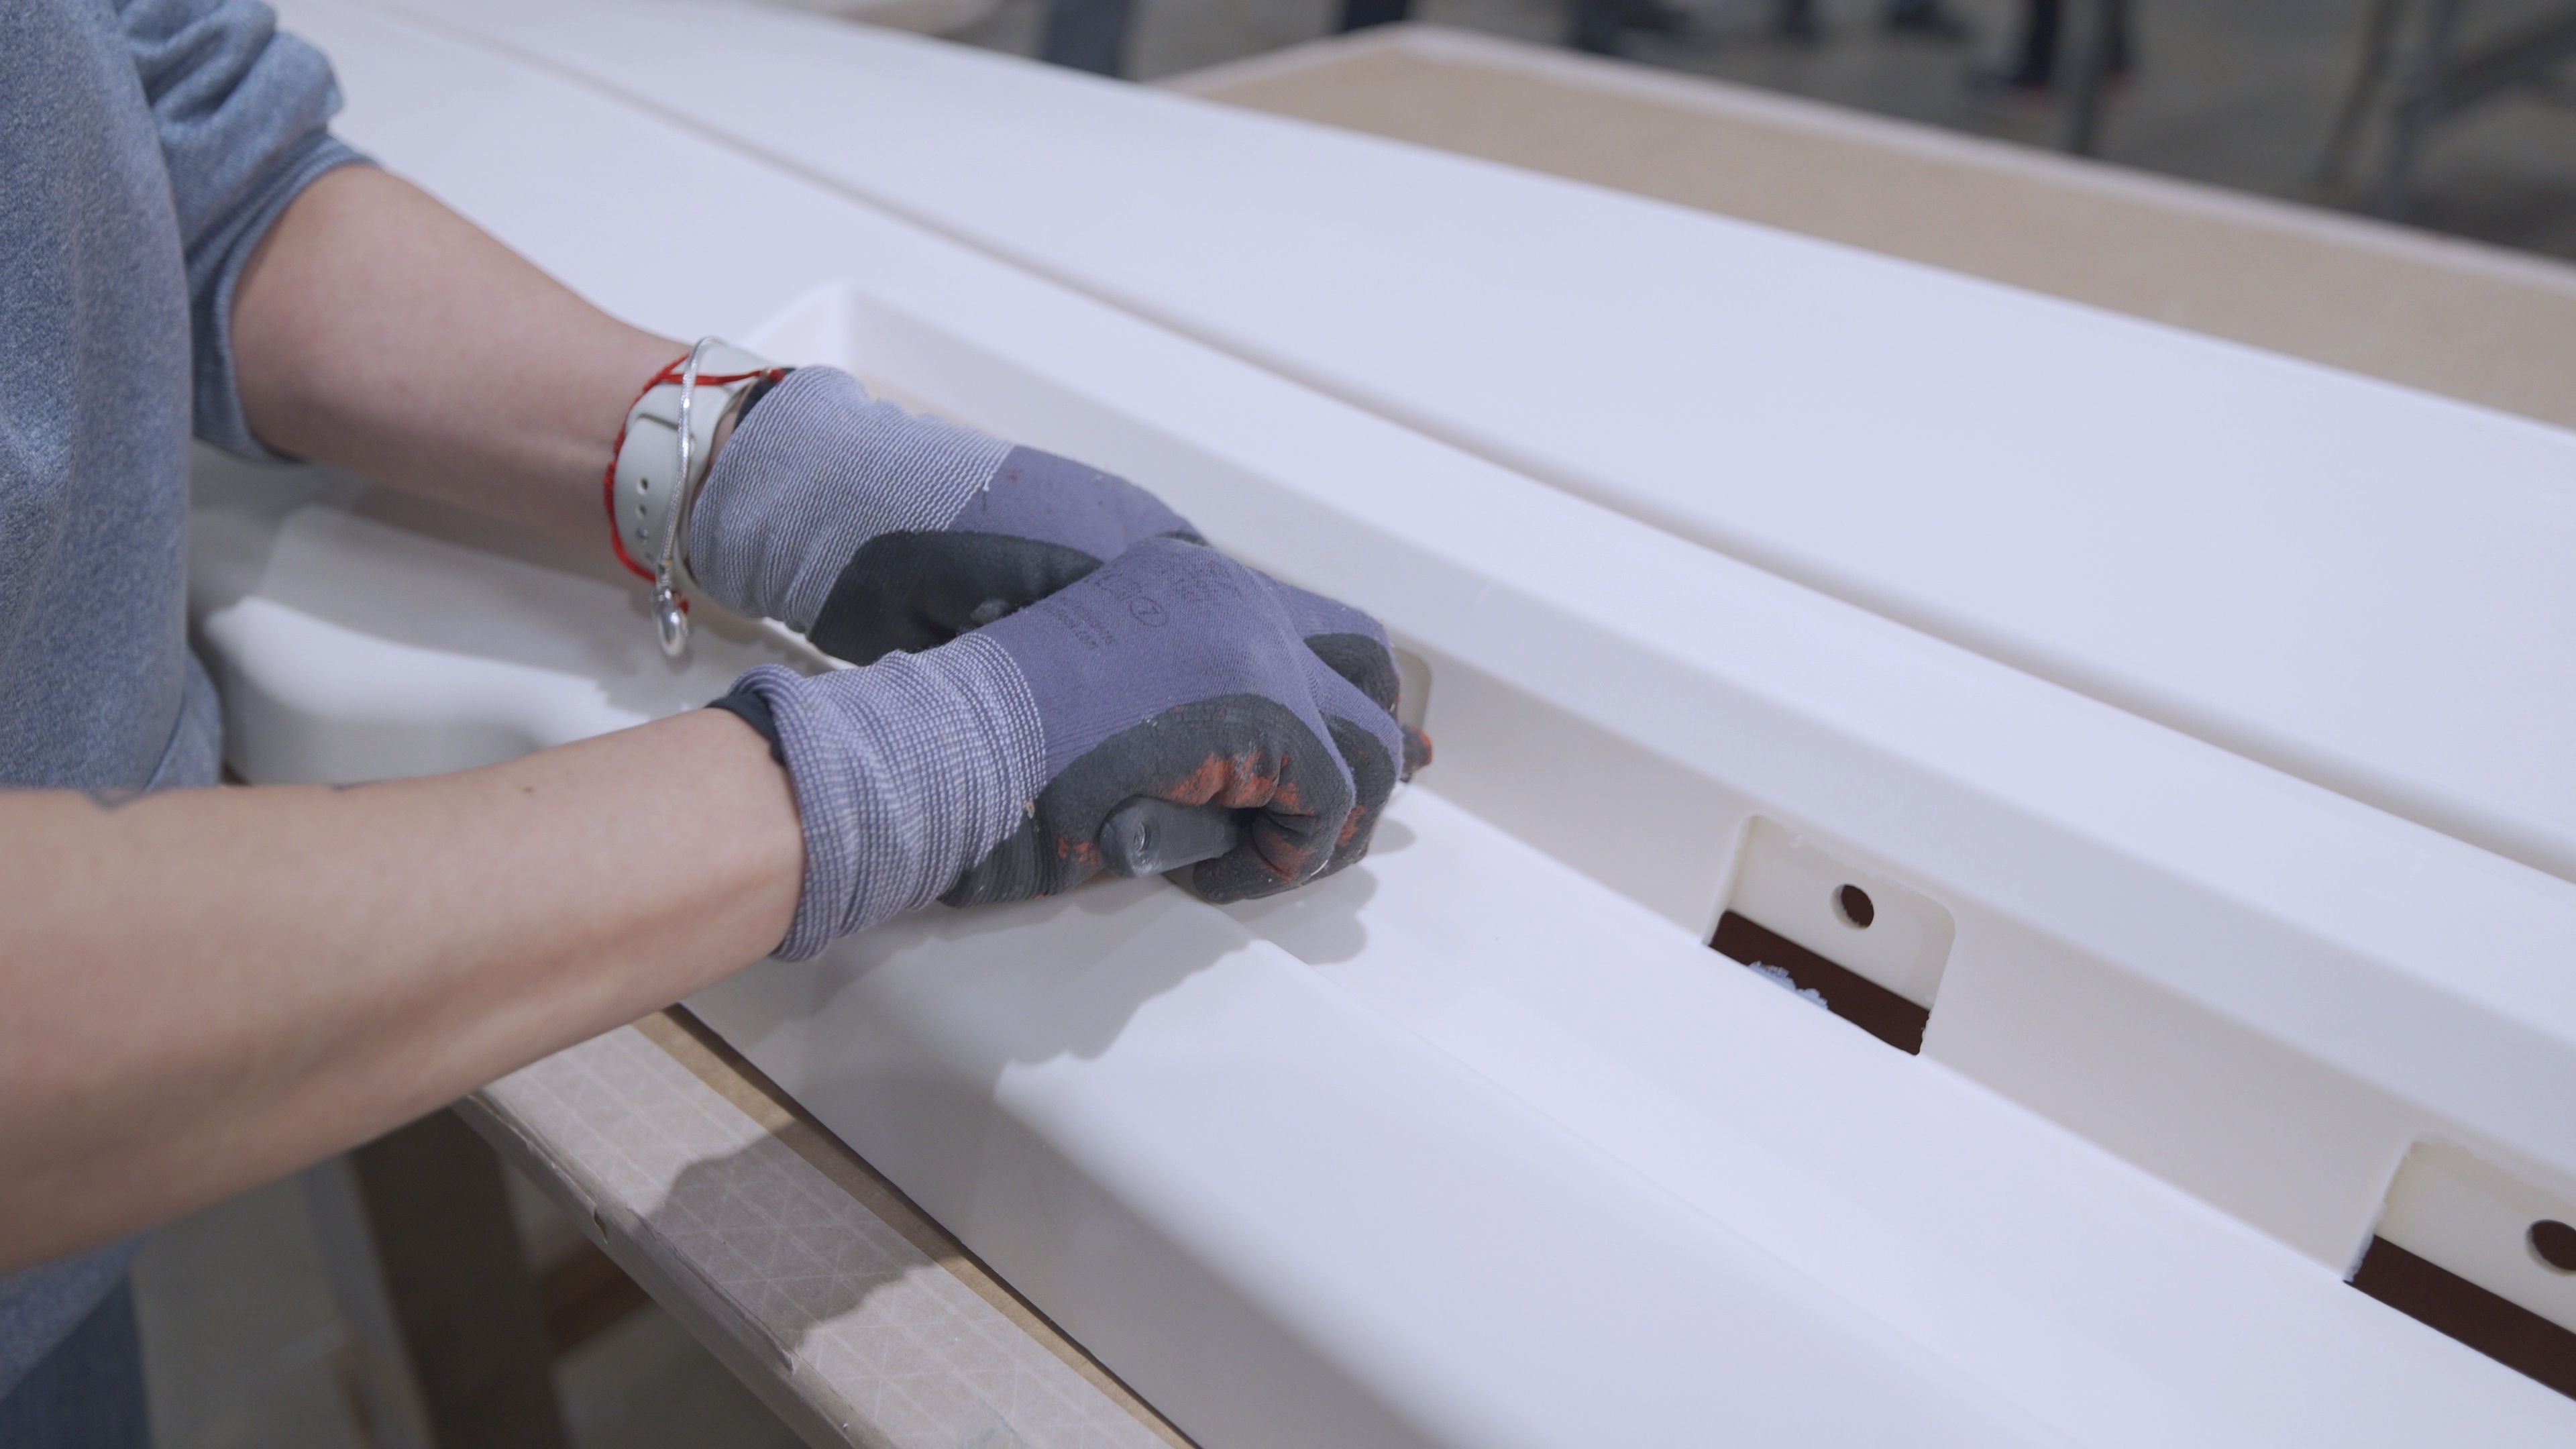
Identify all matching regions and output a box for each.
[2531,1219,2576,1273]
[1833,884,1876,930]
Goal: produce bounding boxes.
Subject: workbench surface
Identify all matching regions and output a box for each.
[464,1012,1186,1449]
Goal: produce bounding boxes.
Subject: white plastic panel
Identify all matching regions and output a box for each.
[688,880,2053,1449]
[735,276,2576,1277]
[208,3,2576,1440]
[364,0,2576,894]
[1728,815,1957,1006]
[2379,1141,2576,1334]
[191,477,816,782]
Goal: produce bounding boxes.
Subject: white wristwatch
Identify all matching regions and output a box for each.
[608,337,785,657]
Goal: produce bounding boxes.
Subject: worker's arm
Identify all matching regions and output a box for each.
[232,164,682,543]
[0,708,800,1274]
[1,531,1424,1274]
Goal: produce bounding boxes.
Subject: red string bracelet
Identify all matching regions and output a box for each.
[601,354,784,584]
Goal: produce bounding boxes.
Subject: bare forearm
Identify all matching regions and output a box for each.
[0,710,799,1271]
[233,165,681,543]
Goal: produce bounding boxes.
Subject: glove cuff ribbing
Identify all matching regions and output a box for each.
[690,367,1012,631]
[733,636,1045,960]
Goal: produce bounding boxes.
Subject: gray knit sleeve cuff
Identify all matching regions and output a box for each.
[733,633,1045,961]
[122,0,374,459]
[190,137,372,462]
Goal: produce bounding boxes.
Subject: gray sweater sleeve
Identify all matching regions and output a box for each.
[118,0,370,459]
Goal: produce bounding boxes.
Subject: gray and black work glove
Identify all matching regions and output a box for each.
[717,539,1428,959]
[688,366,1200,663]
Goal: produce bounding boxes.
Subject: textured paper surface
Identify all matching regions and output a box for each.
[472,1020,1177,1449]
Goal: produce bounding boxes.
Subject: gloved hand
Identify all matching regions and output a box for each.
[1256,577,1434,871]
[687,366,1199,663]
[720,538,1426,959]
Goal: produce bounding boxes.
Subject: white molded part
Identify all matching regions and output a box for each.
[1390,645,1432,736]
[688,879,2052,1449]
[719,276,2576,1275]
[1727,816,1957,1006]
[386,0,2576,898]
[2377,1140,2576,1333]
[190,466,820,785]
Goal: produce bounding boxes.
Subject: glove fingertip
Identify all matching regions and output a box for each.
[1301,631,1403,717]
[1186,814,1335,901]
[1186,857,1295,904]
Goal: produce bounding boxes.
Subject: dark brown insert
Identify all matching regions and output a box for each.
[1709,910,1930,1055]
[2350,1236,2576,1399]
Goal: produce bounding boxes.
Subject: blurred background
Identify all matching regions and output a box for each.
[943,0,2576,260]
